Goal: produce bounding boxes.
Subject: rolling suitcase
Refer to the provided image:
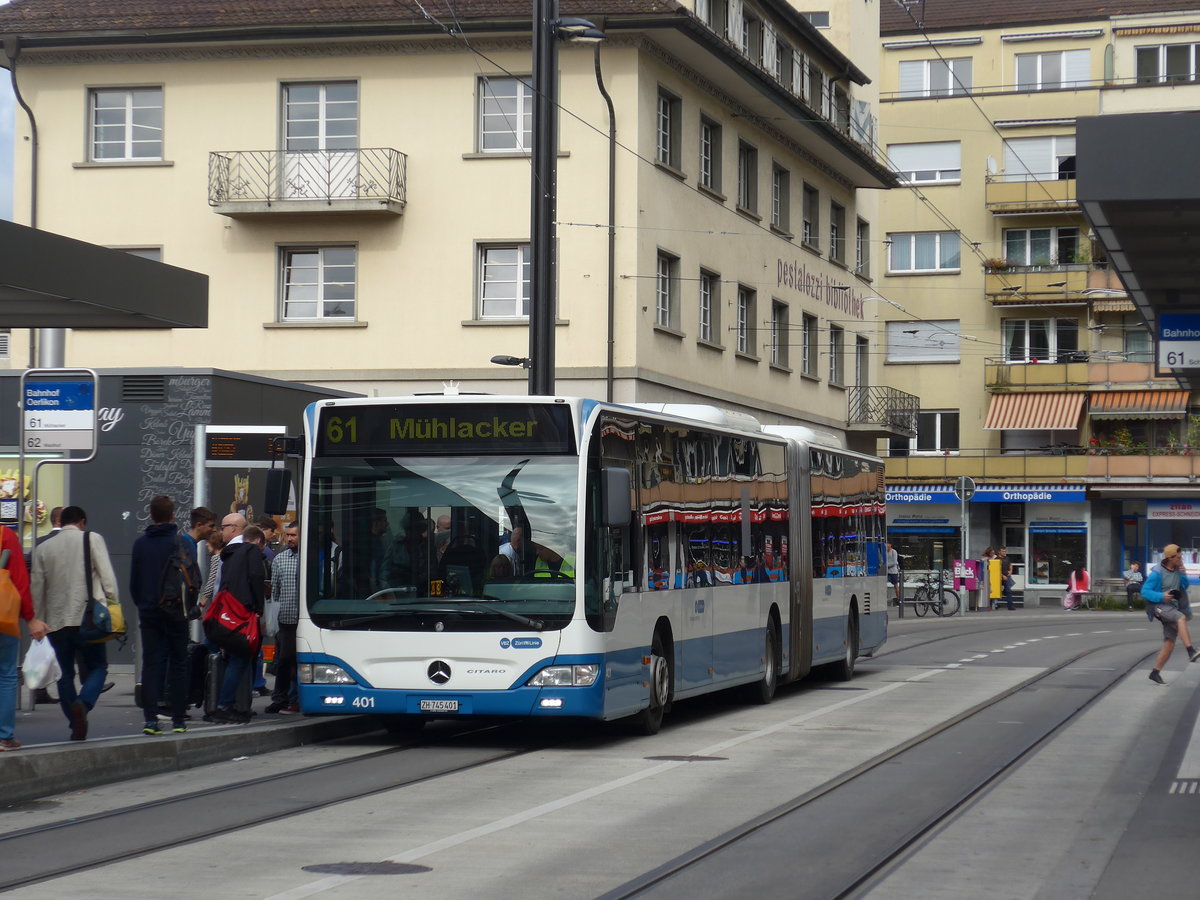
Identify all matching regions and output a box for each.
[203,650,253,716]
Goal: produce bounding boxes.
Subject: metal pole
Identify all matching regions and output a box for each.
[529,0,559,396]
[961,494,969,614]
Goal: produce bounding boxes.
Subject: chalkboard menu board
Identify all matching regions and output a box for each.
[135,375,212,524]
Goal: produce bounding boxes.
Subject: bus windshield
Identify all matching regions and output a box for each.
[305,454,579,632]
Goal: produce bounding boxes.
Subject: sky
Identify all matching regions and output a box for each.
[0,0,12,221]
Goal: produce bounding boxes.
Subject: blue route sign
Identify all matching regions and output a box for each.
[1159,313,1200,369]
[23,378,97,451]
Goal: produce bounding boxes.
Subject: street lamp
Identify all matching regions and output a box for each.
[527,2,604,396]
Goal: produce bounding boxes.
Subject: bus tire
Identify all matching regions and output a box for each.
[745,618,779,705]
[382,715,426,739]
[632,631,672,735]
[830,612,858,682]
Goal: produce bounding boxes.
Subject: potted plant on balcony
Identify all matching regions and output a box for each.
[983,257,1009,272]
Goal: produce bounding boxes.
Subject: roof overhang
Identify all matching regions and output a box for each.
[1078,111,1200,388]
[0,220,208,328]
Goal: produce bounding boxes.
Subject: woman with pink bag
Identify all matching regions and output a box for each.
[1063,564,1090,610]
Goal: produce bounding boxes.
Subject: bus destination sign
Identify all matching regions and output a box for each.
[316,403,575,456]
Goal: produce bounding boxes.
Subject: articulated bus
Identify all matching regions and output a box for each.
[295,396,887,734]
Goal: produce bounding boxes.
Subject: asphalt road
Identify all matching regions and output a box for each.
[2,609,1195,900]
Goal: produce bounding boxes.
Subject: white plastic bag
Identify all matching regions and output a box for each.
[263,598,280,637]
[22,638,61,691]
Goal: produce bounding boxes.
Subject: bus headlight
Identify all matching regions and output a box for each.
[298,663,357,685]
[526,664,599,687]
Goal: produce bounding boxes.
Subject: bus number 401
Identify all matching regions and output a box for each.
[351,696,375,708]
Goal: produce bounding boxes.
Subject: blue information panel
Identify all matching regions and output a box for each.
[1159,314,1200,369]
[23,378,96,451]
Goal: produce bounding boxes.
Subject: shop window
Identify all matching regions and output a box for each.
[1027,529,1086,585]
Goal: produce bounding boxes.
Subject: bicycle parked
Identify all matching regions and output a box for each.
[911,570,961,617]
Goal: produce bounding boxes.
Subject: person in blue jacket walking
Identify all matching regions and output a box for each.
[1141,543,1200,684]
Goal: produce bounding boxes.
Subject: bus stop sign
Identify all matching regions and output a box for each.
[954,475,976,502]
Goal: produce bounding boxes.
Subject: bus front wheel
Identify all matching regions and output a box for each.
[633,632,672,735]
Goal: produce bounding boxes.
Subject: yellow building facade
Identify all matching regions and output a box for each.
[876,1,1200,595]
[0,0,912,448]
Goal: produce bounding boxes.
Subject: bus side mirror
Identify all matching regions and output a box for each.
[601,467,632,528]
[264,468,292,516]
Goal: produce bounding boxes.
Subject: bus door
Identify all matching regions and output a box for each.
[677,519,713,692]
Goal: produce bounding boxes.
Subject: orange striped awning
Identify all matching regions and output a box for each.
[1089,390,1189,420]
[984,392,1085,430]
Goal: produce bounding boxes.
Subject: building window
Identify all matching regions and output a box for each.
[121,247,163,262]
[856,219,870,277]
[770,301,789,367]
[855,336,869,387]
[807,60,826,111]
[886,320,961,363]
[889,410,960,456]
[736,286,756,355]
[771,164,790,231]
[655,251,679,329]
[774,40,794,85]
[802,183,819,248]
[741,13,762,60]
[1002,317,1079,363]
[698,269,720,343]
[89,87,163,161]
[656,89,681,169]
[829,324,845,385]
[478,243,530,318]
[284,82,358,151]
[280,246,357,321]
[898,58,973,98]
[1015,49,1090,91]
[737,141,758,213]
[802,313,818,376]
[829,202,846,263]
[1136,43,1200,84]
[886,141,961,184]
[478,76,533,152]
[699,117,722,192]
[801,11,830,28]
[888,232,961,273]
[696,0,727,35]
[1003,227,1081,266]
[1124,318,1153,362]
[1001,135,1076,182]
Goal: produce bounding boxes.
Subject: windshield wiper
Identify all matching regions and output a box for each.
[463,602,544,631]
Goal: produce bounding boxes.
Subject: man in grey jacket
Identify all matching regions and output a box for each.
[30,506,119,740]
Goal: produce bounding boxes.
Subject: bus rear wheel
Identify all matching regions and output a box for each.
[744,619,779,705]
[830,613,858,682]
[632,632,672,735]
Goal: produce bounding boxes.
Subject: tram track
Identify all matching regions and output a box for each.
[1,618,1152,896]
[601,638,1155,900]
[0,721,553,893]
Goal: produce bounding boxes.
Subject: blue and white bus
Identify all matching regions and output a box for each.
[295,396,887,733]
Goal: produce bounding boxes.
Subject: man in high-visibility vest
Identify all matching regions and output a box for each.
[532,545,575,579]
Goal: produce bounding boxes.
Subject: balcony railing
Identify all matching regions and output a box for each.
[984,357,1166,390]
[984,173,1077,213]
[885,448,1200,483]
[208,148,407,215]
[847,385,919,437]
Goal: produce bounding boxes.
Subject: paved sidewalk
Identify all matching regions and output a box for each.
[0,667,377,806]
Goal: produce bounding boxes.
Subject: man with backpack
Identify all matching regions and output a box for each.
[130,495,200,735]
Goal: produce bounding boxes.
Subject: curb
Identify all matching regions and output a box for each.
[0,715,382,806]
